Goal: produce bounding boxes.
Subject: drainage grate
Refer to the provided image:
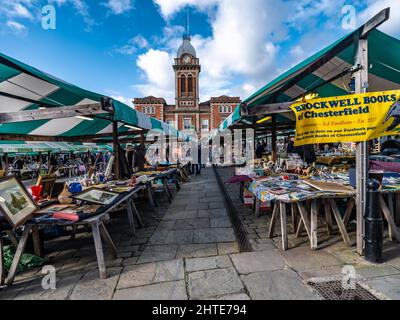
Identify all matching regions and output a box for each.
[308,279,380,300]
[213,165,252,252]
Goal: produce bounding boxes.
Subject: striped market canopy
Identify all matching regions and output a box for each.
[0,52,183,140]
[0,141,113,154]
[213,27,400,135]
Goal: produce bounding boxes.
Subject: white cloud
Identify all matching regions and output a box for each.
[359,0,400,37]
[6,20,27,31]
[134,49,175,102]
[136,0,288,103]
[116,35,149,55]
[135,0,400,104]
[153,0,218,19]
[103,0,134,15]
[111,95,134,106]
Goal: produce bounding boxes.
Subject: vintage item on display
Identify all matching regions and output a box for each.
[71,187,119,205]
[303,179,355,193]
[104,155,115,178]
[0,176,38,228]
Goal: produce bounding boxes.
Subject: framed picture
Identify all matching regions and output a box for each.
[71,187,119,205]
[0,176,38,228]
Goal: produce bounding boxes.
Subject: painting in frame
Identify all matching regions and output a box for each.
[71,187,119,205]
[0,176,38,228]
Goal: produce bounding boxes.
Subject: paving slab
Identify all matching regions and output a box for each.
[241,269,318,300]
[280,246,343,272]
[355,264,400,280]
[148,230,194,245]
[230,250,286,274]
[186,255,232,272]
[176,243,218,258]
[153,259,185,283]
[14,273,82,300]
[218,242,240,255]
[117,263,156,289]
[188,268,244,300]
[210,217,232,228]
[113,280,188,300]
[137,245,178,264]
[365,275,400,299]
[193,228,236,243]
[70,267,122,300]
[174,218,210,230]
[198,208,229,218]
[163,210,198,220]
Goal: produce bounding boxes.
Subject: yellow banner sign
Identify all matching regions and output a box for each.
[290,90,400,146]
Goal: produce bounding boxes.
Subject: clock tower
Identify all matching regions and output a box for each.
[173,34,201,110]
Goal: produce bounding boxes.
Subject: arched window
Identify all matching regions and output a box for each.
[188,75,193,96]
[180,76,186,96]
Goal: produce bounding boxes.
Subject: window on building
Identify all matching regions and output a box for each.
[183,118,192,130]
[143,106,155,114]
[201,119,209,132]
[188,75,193,96]
[166,120,175,128]
[180,76,186,97]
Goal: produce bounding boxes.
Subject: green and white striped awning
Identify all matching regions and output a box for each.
[214,28,400,135]
[0,141,113,154]
[0,52,183,140]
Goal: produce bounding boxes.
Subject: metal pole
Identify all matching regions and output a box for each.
[271,115,277,162]
[355,38,368,255]
[112,121,121,180]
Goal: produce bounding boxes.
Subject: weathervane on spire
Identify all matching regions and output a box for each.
[187,6,190,36]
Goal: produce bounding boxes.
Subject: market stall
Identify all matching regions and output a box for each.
[215,8,400,256]
[0,51,188,283]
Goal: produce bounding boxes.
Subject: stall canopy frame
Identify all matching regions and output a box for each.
[0,51,187,143]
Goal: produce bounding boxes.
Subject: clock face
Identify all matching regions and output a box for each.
[182,55,191,64]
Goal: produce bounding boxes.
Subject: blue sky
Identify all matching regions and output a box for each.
[0,0,399,106]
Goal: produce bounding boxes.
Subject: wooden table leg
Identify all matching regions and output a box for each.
[163,178,172,203]
[126,200,136,235]
[329,199,351,247]
[324,199,334,235]
[310,200,318,250]
[0,235,4,286]
[343,198,355,227]
[31,225,43,258]
[99,222,117,259]
[91,222,107,279]
[388,194,395,241]
[379,195,400,243]
[280,202,288,251]
[268,203,279,238]
[291,203,298,233]
[130,199,144,228]
[6,226,32,286]
[296,202,311,240]
[147,182,158,209]
[296,219,304,238]
[5,230,18,248]
[254,198,261,218]
[396,193,400,226]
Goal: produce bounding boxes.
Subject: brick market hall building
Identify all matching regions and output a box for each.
[133,33,241,136]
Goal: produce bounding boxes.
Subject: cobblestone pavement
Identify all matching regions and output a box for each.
[2,168,400,300]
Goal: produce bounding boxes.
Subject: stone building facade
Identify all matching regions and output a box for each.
[133,34,241,136]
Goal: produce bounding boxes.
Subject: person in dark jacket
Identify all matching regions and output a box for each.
[134,145,146,171]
